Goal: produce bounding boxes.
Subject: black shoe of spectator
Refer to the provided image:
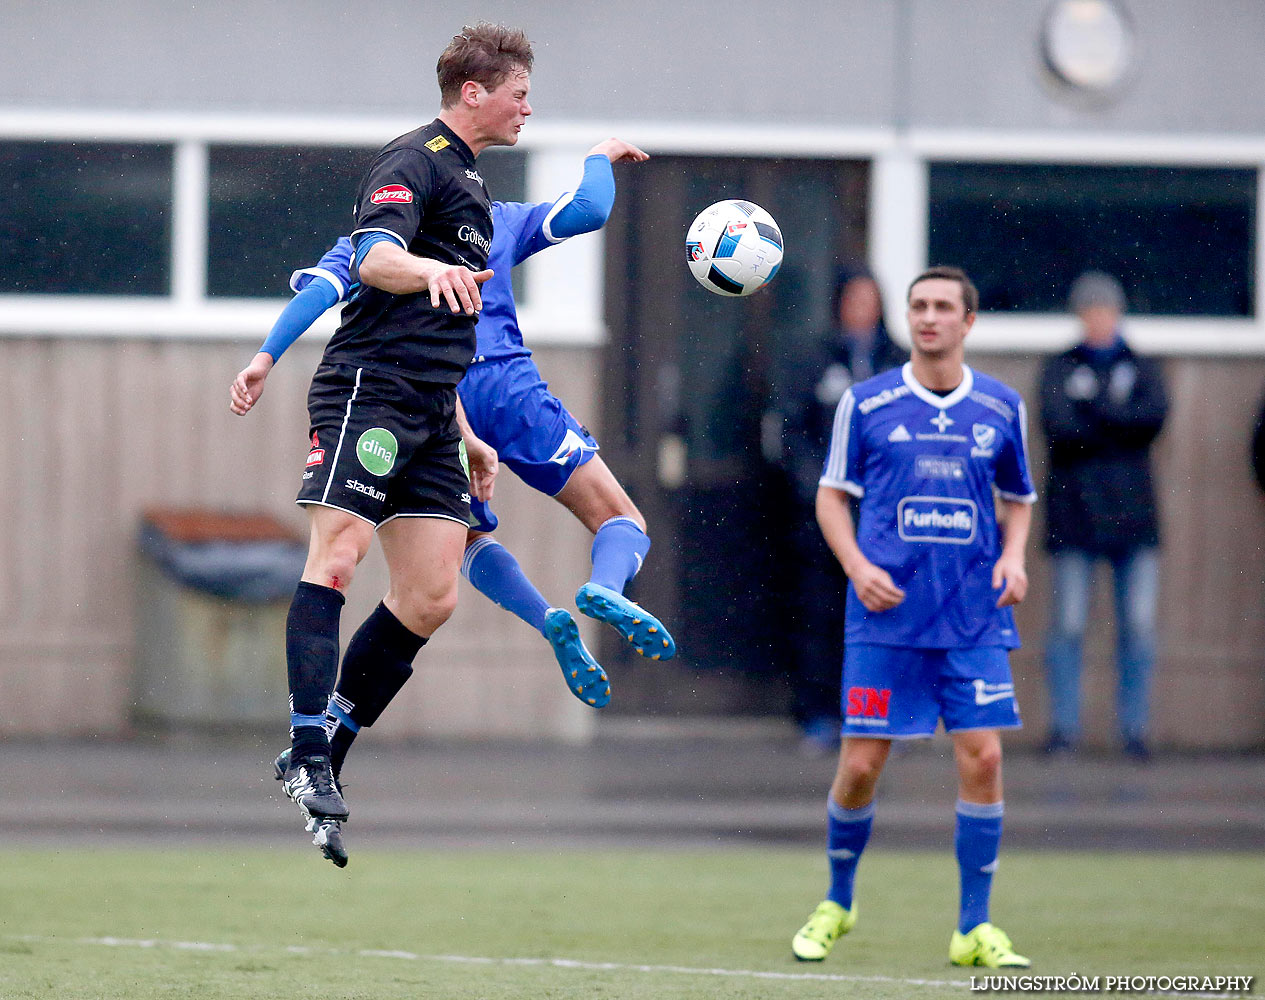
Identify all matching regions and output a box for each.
[1042,732,1077,755]
[1122,737,1152,763]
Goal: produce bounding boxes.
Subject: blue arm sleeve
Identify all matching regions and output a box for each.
[548,154,616,239]
[258,278,340,362]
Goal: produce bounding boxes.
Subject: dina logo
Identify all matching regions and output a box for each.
[357,428,398,476]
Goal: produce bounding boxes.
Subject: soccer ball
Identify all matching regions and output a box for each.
[685,199,784,297]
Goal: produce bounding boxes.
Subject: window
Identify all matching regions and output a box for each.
[207,145,373,297]
[0,141,172,295]
[928,162,1257,316]
[206,144,528,298]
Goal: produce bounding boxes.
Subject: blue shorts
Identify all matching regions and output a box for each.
[458,357,598,532]
[841,643,1022,739]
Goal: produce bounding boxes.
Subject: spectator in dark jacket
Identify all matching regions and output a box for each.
[1039,271,1168,760]
[767,267,907,753]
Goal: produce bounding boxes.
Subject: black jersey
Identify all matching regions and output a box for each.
[324,119,493,385]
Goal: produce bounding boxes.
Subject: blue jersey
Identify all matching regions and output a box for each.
[820,362,1037,649]
[472,200,567,362]
[290,236,355,301]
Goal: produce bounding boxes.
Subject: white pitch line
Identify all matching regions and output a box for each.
[12,934,970,990]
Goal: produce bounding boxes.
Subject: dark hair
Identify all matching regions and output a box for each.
[906,265,979,316]
[437,22,534,108]
[831,265,878,318]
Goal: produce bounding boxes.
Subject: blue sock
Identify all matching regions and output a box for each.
[826,799,874,910]
[589,516,651,593]
[955,800,1004,934]
[462,537,550,634]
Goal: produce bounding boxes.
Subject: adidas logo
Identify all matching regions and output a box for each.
[887,424,912,442]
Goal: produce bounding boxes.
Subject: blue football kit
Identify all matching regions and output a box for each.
[459,194,608,529]
[820,362,1037,738]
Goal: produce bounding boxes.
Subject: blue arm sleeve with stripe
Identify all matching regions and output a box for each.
[258,278,340,362]
[548,155,616,239]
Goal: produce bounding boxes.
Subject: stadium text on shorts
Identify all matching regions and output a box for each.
[969,974,1255,994]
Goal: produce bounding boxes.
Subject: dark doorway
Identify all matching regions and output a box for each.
[600,154,870,716]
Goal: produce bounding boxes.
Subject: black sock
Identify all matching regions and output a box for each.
[327,602,425,776]
[291,725,331,762]
[286,580,346,719]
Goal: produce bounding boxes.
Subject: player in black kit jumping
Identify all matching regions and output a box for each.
[270,23,533,865]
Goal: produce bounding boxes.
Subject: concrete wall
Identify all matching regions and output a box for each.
[4,1,1265,134]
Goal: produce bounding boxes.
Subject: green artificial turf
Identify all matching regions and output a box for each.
[2,848,1260,999]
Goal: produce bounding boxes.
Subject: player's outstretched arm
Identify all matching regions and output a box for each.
[992,499,1032,608]
[816,485,905,612]
[358,242,492,315]
[455,393,497,502]
[229,277,340,415]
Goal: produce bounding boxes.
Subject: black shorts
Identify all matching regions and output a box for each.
[296,363,471,528]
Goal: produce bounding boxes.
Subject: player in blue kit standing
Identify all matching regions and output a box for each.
[232,137,673,865]
[789,267,1036,968]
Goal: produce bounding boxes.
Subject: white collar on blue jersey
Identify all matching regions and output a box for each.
[901,361,974,409]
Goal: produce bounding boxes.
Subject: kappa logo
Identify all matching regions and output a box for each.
[972,679,1015,705]
[370,184,413,205]
[548,428,595,466]
[424,134,450,152]
[887,423,912,442]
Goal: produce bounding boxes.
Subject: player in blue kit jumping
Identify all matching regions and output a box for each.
[232,136,672,864]
[789,267,1037,968]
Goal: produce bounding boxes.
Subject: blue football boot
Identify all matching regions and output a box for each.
[544,607,611,708]
[574,582,676,660]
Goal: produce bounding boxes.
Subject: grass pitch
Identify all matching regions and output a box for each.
[2,848,1260,999]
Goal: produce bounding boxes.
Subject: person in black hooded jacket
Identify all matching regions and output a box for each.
[1039,271,1168,760]
[767,267,906,753]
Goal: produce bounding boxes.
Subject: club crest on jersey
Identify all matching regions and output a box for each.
[971,423,997,457]
[370,184,414,205]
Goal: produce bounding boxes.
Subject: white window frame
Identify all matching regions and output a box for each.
[1,109,1263,355]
